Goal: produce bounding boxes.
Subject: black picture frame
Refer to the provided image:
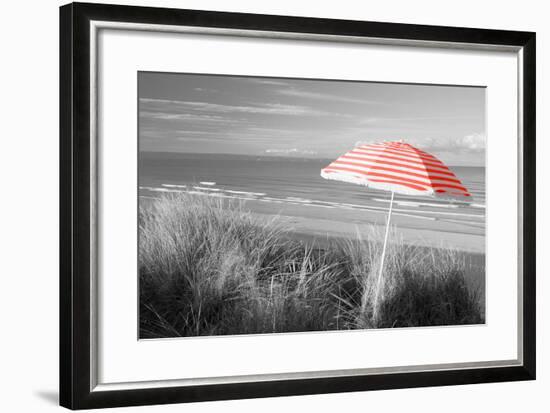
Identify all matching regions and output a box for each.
[60,2,536,410]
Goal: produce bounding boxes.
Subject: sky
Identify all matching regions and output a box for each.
[138,72,486,166]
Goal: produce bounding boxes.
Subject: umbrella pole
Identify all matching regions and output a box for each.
[373,190,394,322]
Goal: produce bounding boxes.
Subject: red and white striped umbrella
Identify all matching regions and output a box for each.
[320,140,471,200]
[320,140,472,320]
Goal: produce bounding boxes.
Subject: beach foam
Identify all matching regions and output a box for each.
[193,186,221,192]
[160,184,187,189]
[226,190,266,197]
[285,197,313,204]
[373,198,460,209]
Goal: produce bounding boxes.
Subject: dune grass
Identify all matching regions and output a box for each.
[139,193,483,338]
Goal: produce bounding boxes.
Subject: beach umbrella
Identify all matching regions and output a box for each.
[320,140,471,317]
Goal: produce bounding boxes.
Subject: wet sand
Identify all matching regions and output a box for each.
[247,198,485,254]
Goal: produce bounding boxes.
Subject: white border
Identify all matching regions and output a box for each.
[91,21,522,389]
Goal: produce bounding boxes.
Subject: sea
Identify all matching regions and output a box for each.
[139,152,486,247]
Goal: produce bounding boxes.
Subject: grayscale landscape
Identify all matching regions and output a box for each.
[138,72,486,338]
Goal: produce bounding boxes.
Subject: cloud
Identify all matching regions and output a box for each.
[455,133,486,152]
[174,132,298,144]
[141,128,303,144]
[140,98,338,117]
[255,103,339,117]
[265,148,317,155]
[140,111,245,125]
[247,79,291,86]
[423,133,486,153]
[277,89,382,105]
[354,133,486,153]
[359,116,479,125]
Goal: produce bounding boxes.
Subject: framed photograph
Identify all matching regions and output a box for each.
[60,2,536,409]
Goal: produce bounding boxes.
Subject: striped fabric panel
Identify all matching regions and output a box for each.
[321,141,471,199]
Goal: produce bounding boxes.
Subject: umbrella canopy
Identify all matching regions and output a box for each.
[320,140,472,322]
[320,140,471,201]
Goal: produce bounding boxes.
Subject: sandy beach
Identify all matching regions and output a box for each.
[249,201,485,253]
